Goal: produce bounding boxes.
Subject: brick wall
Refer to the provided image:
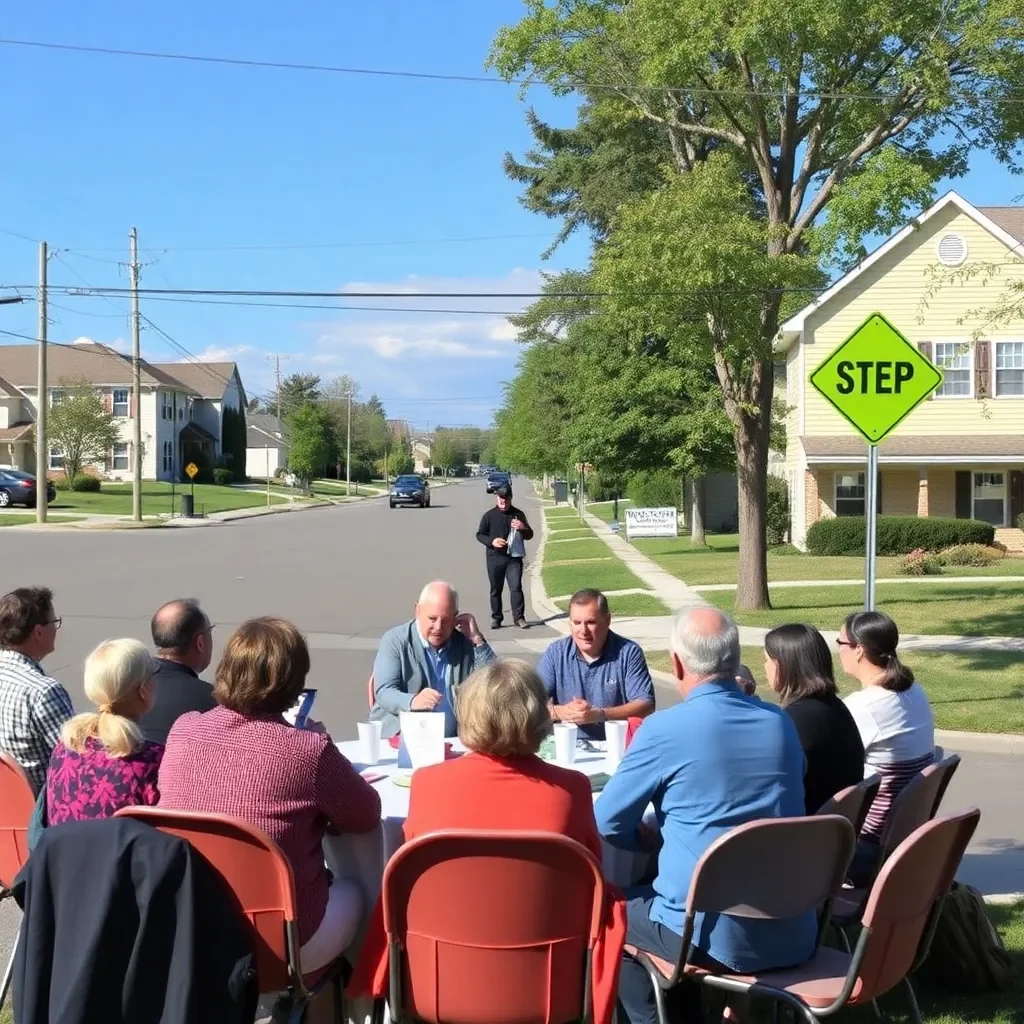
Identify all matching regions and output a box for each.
[882,469,920,516]
[804,469,821,530]
[929,469,957,518]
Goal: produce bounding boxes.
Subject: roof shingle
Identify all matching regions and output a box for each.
[801,435,1024,458]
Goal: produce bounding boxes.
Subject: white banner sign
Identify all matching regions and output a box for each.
[625,506,678,540]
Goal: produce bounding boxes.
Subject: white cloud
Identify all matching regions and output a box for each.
[180,344,255,363]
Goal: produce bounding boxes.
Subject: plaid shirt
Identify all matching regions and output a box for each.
[0,649,75,793]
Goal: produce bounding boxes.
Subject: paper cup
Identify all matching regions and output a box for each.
[357,721,382,765]
[553,723,578,766]
[604,720,628,769]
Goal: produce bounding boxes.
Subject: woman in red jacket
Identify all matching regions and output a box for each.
[350,659,626,1024]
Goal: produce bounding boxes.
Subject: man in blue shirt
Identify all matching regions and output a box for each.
[594,606,814,1024]
[536,589,655,740]
[371,581,496,737]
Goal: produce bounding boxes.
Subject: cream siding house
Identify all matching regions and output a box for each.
[779,191,1024,551]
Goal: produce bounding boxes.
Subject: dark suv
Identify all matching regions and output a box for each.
[486,471,510,493]
[0,469,57,508]
[390,475,431,509]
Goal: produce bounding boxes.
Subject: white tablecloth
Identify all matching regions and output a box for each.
[326,739,654,1024]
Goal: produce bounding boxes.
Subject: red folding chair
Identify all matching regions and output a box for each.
[381,830,606,1024]
[816,775,881,832]
[0,753,37,1009]
[695,809,981,1024]
[626,815,855,1024]
[117,806,346,1023]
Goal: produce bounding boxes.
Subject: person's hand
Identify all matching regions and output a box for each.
[511,518,525,530]
[492,537,507,549]
[411,689,443,711]
[559,699,593,725]
[454,612,484,644]
[303,718,328,735]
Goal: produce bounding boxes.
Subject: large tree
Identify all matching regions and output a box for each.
[491,0,1024,608]
[287,402,334,490]
[48,378,121,484]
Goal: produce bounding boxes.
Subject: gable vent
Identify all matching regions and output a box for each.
[936,233,968,266]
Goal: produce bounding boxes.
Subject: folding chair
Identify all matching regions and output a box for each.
[0,754,36,1010]
[626,815,856,1024]
[381,830,606,1024]
[367,674,376,711]
[816,776,881,833]
[694,809,981,1024]
[117,806,346,1023]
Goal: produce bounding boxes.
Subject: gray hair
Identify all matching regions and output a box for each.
[418,580,458,608]
[669,606,740,678]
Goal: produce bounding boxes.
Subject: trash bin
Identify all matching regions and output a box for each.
[553,479,568,504]
[180,493,194,518]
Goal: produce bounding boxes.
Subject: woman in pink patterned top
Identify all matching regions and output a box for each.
[46,638,163,825]
[158,617,382,976]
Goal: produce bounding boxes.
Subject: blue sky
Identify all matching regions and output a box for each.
[0,2,1021,428]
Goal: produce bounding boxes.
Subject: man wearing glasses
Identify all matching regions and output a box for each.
[0,586,73,793]
[140,598,217,744]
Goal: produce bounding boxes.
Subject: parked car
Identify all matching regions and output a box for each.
[0,469,57,508]
[486,471,511,493]
[390,474,431,509]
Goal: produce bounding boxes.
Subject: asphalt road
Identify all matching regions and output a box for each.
[0,477,1019,979]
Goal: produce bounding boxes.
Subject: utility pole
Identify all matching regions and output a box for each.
[129,228,142,522]
[346,389,352,497]
[35,242,48,523]
[273,354,283,432]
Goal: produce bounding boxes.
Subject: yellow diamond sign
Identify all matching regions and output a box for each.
[184,462,199,480]
[809,313,943,444]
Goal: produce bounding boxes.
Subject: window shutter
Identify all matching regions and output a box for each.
[129,391,135,419]
[975,340,991,399]
[918,342,934,399]
[104,391,112,414]
[955,471,972,519]
[876,470,883,514]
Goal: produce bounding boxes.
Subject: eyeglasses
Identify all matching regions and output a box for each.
[45,618,62,630]
[835,638,857,648]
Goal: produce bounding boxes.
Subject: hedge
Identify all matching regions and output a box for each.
[806,515,995,556]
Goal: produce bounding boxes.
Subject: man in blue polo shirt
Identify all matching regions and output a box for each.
[595,606,814,1024]
[536,588,655,739]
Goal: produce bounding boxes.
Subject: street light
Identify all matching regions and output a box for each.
[0,296,24,305]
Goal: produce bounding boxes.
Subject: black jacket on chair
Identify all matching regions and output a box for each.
[13,817,258,1024]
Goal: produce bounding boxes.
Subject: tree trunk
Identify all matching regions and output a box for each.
[690,477,707,547]
[734,405,773,611]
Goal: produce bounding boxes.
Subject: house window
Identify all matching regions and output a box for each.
[933,342,972,397]
[973,472,1006,527]
[48,446,64,469]
[995,342,1024,397]
[835,472,865,517]
[49,390,64,408]
[161,392,173,421]
[162,440,174,474]
[112,388,129,417]
[111,443,129,471]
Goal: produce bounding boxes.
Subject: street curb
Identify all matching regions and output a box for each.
[525,488,571,633]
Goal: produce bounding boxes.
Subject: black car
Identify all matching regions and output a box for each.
[0,469,57,508]
[486,471,511,493]
[390,474,431,509]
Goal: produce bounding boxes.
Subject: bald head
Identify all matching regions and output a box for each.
[151,599,213,672]
[415,581,458,649]
[669,605,740,694]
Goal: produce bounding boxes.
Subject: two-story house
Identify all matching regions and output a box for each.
[778,191,1024,551]
[0,341,246,481]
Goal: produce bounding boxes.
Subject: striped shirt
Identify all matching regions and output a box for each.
[861,751,936,839]
[0,649,75,793]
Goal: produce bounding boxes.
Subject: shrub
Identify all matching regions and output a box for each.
[52,475,71,491]
[766,475,790,546]
[70,474,101,493]
[212,467,234,486]
[586,470,622,503]
[896,548,944,576]
[626,469,681,510]
[1018,511,1024,532]
[806,515,995,556]
[937,543,1004,567]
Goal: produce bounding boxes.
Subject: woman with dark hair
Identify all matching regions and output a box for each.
[763,624,864,813]
[837,610,934,881]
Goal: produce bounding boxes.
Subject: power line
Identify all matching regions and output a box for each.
[118,294,534,316]
[0,36,969,103]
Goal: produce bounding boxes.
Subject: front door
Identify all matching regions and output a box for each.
[1011,470,1024,528]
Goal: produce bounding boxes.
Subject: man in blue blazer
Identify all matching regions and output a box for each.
[370,580,497,738]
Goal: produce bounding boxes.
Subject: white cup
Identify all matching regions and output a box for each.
[553,722,578,766]
[605,720,628,769]
[357,721,382,765]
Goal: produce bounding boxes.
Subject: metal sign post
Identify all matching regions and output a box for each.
[809,313,943,613]
[865,444,879,610]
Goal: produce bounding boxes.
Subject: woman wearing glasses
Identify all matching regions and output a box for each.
[836,610,935,882]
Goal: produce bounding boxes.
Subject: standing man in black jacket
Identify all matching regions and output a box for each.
[476,484,534,629]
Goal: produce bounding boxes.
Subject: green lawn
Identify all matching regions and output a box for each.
[705,581,1024,639]
[555,592,670,617]
[49,483,289,516]
[543,538,612,562]
[547,527,595,539]
[648,647,1024,734]
[542,558,650,599]
[634,534,1024,586]
[0,514,78,526]
[586,498,635,522]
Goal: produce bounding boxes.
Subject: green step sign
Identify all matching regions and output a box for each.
[809,313,943,444]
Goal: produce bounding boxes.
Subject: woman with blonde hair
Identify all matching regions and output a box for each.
[45,638,163,825]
